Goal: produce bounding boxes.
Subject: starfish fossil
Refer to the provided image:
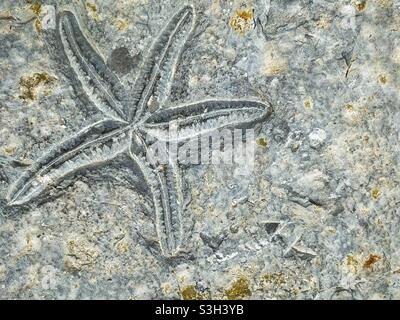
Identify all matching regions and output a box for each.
[7,5,272,256]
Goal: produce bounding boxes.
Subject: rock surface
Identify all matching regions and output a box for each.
[0,0,399,300]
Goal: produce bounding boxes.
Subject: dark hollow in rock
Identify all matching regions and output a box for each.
[107,47,137,75]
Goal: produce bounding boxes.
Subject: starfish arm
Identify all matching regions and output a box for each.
[128,134,185,256]
[140,99,273,142]
[59,11,129,122]
[131,5,195,122]
[7,120,130,206]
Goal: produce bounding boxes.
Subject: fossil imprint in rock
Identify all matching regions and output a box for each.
[7,5,273,256]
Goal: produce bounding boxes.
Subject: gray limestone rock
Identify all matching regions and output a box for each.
[0,0,399,300]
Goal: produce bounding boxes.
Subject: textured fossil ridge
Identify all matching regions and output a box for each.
[143,99,272,142]
[59,12,129,122]
[6,5,271,257]
[7,120,130,206]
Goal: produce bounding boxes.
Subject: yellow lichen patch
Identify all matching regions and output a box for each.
[86,2,100,21]
[327,227,337,234]
[224,276,251,300]
[345,103,354,111]
[29,1,42,32]
[363,254,381,269]
[161,282,174,296]
[352,0,367,11]
[115,240,130,254]
[35,18,42,32]
[19,72,56,101]
[3,146,16,156]
[229,8,255,36]
[256,137,268,148]
[260,273,286,286]
[377,74,388,84]
[181,285,209,300]
[304,97,313,110]
[86,2,97,13]
[345,253,382,273]
[114,19,129,31]
[30,1,41,16]
[291,142,300,152]
[346,255,359,273]
[64,239,99,272]
[371,188,381,200]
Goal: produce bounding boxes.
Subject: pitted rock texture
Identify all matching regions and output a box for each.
[0,0,399,300]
